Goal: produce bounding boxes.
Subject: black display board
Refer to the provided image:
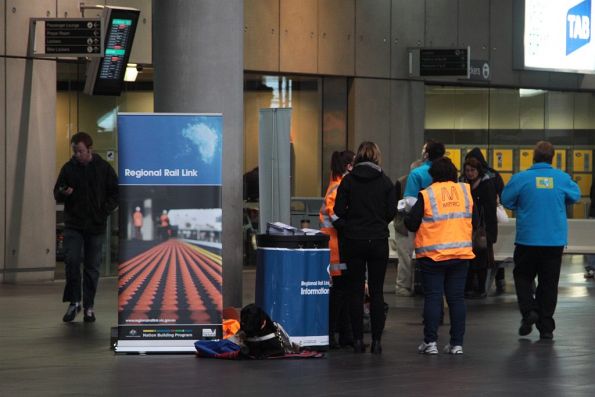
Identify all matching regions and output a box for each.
[84,7,140,96]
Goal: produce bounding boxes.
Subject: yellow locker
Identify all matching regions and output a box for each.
[492,149,513,172]
[500,172,513,186]
[554,149,566,170]
[445,148,461,171]
[572,201,588,219]
[573,150,593,172]
[573,173,593,197]
[519,149,532,171]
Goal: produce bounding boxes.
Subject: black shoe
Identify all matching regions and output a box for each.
[539,332,554,340]
[83,308,96,323]
[370,340,382,355]
[329,333,340,350]
[519,311,539,336]
[468,291,487,299]
[63,303,81,322]
[353,339,366,353]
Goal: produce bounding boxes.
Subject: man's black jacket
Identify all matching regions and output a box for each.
[54,153,118,234]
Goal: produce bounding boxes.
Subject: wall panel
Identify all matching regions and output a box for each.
[355,0,390,78]
[490,0,517,86]
[244,0,279,72]
[318,0,354,76]
[391,0,424,78]
[389,81,425,179]
[6,0,55,56]
[5,58,56,281]
[0,0,5,280]
[57,0,84,18]
[425,0,457,47]
[458,0,489,62]
[349,78,390,162]
[280,0,317,73]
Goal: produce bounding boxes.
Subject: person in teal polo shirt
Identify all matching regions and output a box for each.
[501,141,580,340]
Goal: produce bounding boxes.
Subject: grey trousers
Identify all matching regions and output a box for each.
[395,232,414,292]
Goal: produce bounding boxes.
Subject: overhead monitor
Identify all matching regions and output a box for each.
[524,0,595,74]
[84,6,140,96]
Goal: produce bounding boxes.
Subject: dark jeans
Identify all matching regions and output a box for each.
[62,228,104,309]
[419,258,469,346]
[344,238,388,340]
[513,244,563,334]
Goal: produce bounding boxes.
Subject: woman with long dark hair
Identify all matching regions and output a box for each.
[319,150,355,348]
[461,157,498,299]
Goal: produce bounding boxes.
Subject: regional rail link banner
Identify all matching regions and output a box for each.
[115,113,223,353]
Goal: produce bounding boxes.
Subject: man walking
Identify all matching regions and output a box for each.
[54,132,119,322]
[501,141,580,339]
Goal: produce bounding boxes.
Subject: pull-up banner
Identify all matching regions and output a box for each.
[115,113,223,353]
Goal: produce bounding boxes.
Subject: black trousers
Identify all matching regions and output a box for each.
[344,238,388,340]
[329,275,351,342]
[513,244,564,334]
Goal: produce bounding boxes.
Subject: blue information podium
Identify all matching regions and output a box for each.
[255,233,330,349]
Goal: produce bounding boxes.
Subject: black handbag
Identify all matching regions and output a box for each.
[472,205,488,253]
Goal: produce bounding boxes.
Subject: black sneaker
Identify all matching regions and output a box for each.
[63,303,81,322]
[83,308,96,323]
[519,311,539,336]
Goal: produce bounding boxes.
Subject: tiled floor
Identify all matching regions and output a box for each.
[1,256,594,396]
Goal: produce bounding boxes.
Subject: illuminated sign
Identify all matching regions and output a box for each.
[84,7,140,96]
[524,0,595,73]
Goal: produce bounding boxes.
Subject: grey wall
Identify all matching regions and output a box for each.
[244,0,595,90]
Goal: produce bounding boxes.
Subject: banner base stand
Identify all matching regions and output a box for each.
[115,340,198,354]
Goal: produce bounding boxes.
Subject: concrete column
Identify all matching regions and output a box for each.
[153,0,244,307]
[1,1,57,283]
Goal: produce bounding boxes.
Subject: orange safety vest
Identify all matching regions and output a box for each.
[133,211,143,227]
[414,182,475,262]
[319,175,347,276]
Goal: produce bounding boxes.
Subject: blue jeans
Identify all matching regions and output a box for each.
[419,258,469,346]
[62,228,104,309]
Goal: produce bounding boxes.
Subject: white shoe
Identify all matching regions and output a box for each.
[395,288,413,297]
[418,341,438,354]
[443,344,463,355]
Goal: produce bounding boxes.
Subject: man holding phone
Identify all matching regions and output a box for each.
[54,132,118,323]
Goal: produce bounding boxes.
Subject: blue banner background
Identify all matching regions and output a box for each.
[118,113,222,185]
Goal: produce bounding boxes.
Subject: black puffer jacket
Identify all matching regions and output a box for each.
[334,162,396,240]
[54,154,119,234]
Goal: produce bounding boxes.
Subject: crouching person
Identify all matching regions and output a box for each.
[405,157,476,355]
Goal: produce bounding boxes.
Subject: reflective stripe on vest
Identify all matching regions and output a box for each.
[329,263,347,271]
[414,182,475,262]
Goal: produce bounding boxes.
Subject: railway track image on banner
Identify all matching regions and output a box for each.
[118,239,222,325]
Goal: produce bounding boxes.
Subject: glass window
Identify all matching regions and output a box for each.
[425,85,595,218]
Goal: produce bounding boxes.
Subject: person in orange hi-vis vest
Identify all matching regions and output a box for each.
[319,150,354,349]
[405,157,478,356]
[159,210,170,240]
[133,206,143,240]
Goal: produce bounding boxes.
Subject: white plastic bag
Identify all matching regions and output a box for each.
[496,204,509,224]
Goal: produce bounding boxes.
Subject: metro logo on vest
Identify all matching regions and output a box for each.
[441,186,461,207]
[567,0,591,55]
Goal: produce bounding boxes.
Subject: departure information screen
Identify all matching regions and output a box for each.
[90,8,139,95]
[99,19,133,80]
